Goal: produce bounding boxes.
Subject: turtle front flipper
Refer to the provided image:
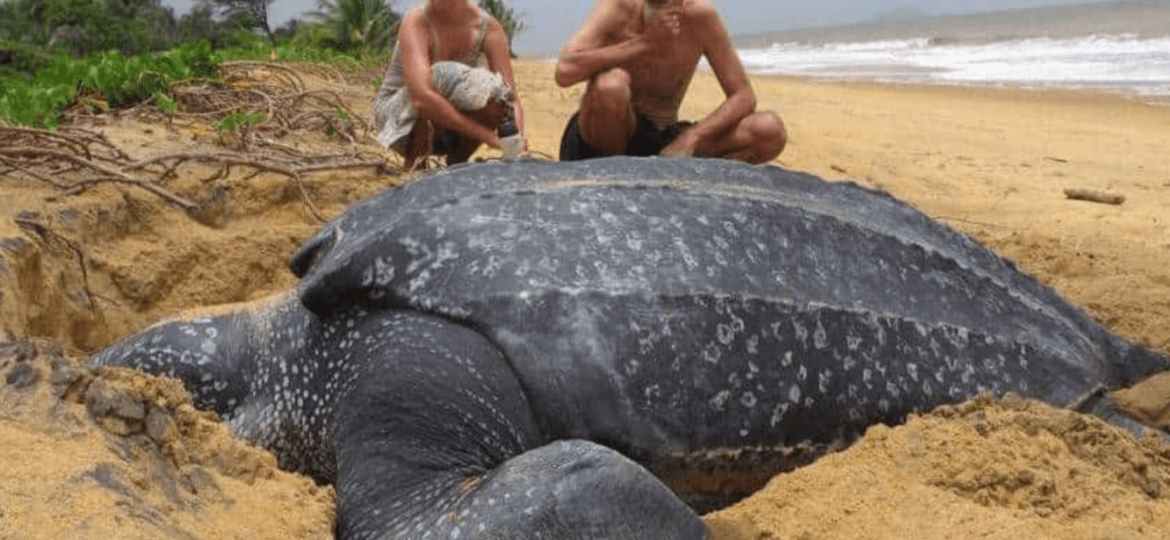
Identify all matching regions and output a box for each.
[331,310,705,540]
[90,311,253,417]
[88,292,306,419]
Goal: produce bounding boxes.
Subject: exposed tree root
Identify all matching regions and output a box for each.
[1,129,401,225]
[159,64,372,144]
[1,63,403,226]
[13,216,114,338]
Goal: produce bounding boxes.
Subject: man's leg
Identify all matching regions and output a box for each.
[578,68,639,156]
[693,110,787,164]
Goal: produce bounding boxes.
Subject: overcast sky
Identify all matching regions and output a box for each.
[161,0,1119,56]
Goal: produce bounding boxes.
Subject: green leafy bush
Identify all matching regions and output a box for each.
[310,0,401,59]
[0,42,221,129]
[479,0,525,57]
[0,40,57,82]
[212,108,266,133]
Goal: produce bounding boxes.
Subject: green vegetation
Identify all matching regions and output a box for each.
[479,0,525,58]
[0,42,219,128]
[202,0,279,45]
[212,108,267,148]
[0,41,56,83]
[212,108,266,133]
[0,0,529,128]
[1,0,216,57]
[311,0,402,59]
[0,43,219,129]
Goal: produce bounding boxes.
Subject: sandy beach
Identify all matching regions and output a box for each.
[2,59,1169,539]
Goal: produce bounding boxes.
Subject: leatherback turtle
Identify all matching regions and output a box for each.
[92,157,1168,540]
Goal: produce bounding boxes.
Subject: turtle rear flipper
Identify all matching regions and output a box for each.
[1075,387,1170,443]
[1107,338,1170,390]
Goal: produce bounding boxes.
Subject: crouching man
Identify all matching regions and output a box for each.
[555,0,786,163]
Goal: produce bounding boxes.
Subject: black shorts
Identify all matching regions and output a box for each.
[559,111,692,161]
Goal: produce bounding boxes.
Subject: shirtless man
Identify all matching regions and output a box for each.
[555,0,786,163]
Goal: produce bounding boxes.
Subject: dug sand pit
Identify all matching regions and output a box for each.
[0,339,335,540]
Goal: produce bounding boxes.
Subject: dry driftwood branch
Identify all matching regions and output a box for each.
[0,126,132,165]
[13,217,114,316]
[170,83,367,142]
[54,126,133,162]
[2,145,326,221]
[219,61,307,93]
[0,127,89,159]
[4,140,404,226]
[3,58,402,223]
[290,89,368,130]
[1063,188,1125,205]
[124,151,405,222]
[0,155,73,189]
[256,137,308,158]
[293,62,365,86]
[296,159,399,176]
[0,147,199,211]
[125,152,300,178]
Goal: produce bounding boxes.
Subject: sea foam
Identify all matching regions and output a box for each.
[737,34,1170,97]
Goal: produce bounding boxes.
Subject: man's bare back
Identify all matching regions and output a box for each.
[555,0,786,163]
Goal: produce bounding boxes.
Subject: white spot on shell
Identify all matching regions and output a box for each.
[770,403,789,427]
[709,390,731,411]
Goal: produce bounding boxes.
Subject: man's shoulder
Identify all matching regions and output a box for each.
[682,1,721,24]
[481,10,506,34]
[401,7,427,28]
[605,0,642,19]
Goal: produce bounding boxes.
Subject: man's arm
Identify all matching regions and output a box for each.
[401,12,499,148]
[663,2,755,155]
[555,0,668,88]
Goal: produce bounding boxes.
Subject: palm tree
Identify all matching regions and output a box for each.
[202,0,280,45]
[478,0,524,58]
[311,0,400,56]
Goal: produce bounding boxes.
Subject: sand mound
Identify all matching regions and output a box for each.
[706,396,1170,540]
[0,339,335,540]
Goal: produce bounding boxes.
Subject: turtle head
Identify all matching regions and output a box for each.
[90,311,254,418]
[289,193,418,317]
[291,216,407,317]
[289,225,338,279]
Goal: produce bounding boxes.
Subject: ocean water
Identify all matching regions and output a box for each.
[733,1,1170,99]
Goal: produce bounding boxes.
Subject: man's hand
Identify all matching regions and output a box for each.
[660,129,698,158]
[643,4,682,45]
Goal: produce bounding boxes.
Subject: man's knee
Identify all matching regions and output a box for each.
[586,68,633,110]
[750,111,787,159]
[577,68,636,154]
